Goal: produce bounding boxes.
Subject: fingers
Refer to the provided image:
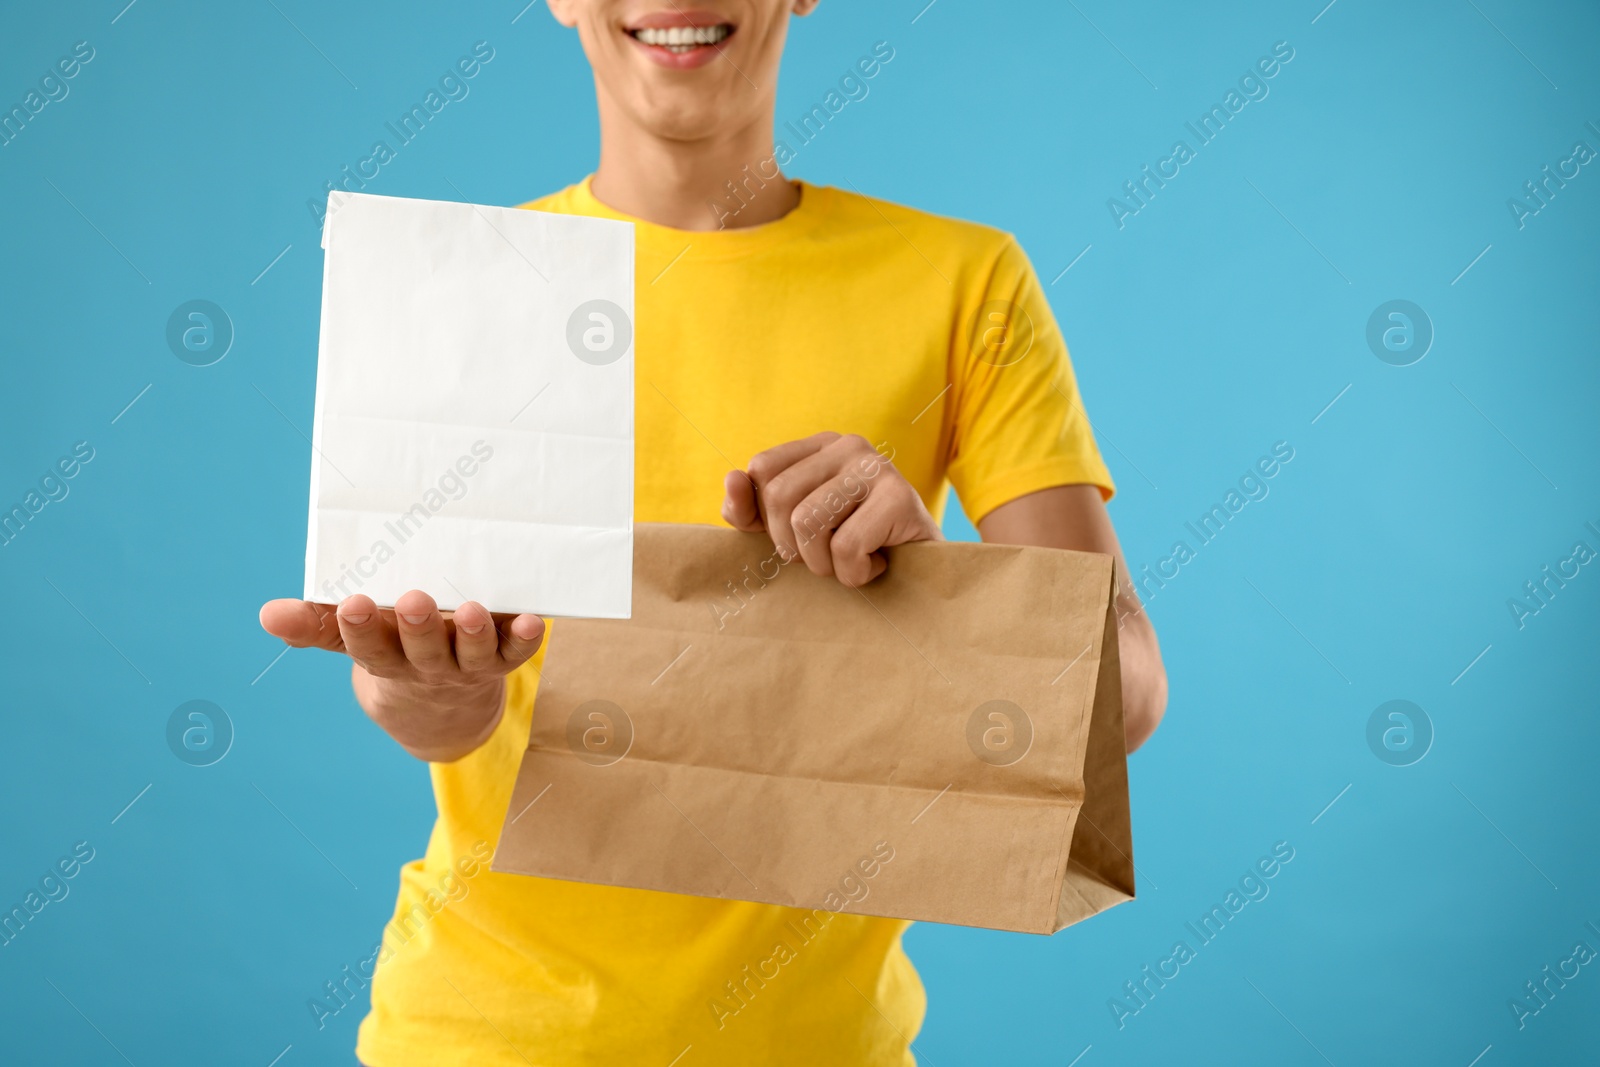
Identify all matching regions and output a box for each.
[260,599,345,651]
[270,589,539,683]
[760,435,892,569]
[452,601,501,673]
[721,470,764,532]
[439,601,543,675]
[393,590,456,676]
[744,431,839,489]
[745,432,840,550]
[790,470,872,578]
[758,447,840,562]
[829,490,896,587]
[337,594,408,675]
[743,432,943,588]
[496,613,546,668]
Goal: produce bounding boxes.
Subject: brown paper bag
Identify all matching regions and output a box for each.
[492,522,1135,934]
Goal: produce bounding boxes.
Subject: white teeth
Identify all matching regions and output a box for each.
[633,24,730,48]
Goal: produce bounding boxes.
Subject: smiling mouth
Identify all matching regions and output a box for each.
[627,23,735,53]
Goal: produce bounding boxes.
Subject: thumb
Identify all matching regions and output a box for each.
[259,598,345,651]
[721,470,765,532]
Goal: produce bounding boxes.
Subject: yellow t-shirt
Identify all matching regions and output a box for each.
[356,177,1113,1067]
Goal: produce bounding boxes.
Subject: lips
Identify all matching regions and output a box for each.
[623,10,736,69]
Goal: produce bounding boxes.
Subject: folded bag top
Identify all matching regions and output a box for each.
[494,522,1135,934]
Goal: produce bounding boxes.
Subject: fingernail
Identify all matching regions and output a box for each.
[399,613,429,625]
[459,621,486,635]
[342,612,371,625]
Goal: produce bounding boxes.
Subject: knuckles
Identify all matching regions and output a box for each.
[831,526,865,561]
[747,433,921,579]
[746,454,779,485]
[762,470,804,512]
[831,433,872,455]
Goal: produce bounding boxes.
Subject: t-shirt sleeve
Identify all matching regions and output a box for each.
[945,235,1115,524]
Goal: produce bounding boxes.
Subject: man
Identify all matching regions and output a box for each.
[261,1,1167,1063]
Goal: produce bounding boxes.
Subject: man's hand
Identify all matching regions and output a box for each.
[258,591,544,763]
[721,431,942,587]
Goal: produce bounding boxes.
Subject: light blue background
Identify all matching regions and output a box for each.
[2,1,1597,1064]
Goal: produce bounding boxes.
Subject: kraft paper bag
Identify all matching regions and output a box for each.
[493,523,1135,934]
[304,191,634,618]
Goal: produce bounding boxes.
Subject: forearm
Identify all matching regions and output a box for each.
[352,663,506,763]
[977,483,1168,753]
[1113,591,1167,752]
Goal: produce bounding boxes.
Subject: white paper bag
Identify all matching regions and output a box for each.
[304,191,634,619]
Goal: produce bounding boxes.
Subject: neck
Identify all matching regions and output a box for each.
[589,94,798,232]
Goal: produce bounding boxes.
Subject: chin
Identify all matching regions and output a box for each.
[631,99,735,142]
